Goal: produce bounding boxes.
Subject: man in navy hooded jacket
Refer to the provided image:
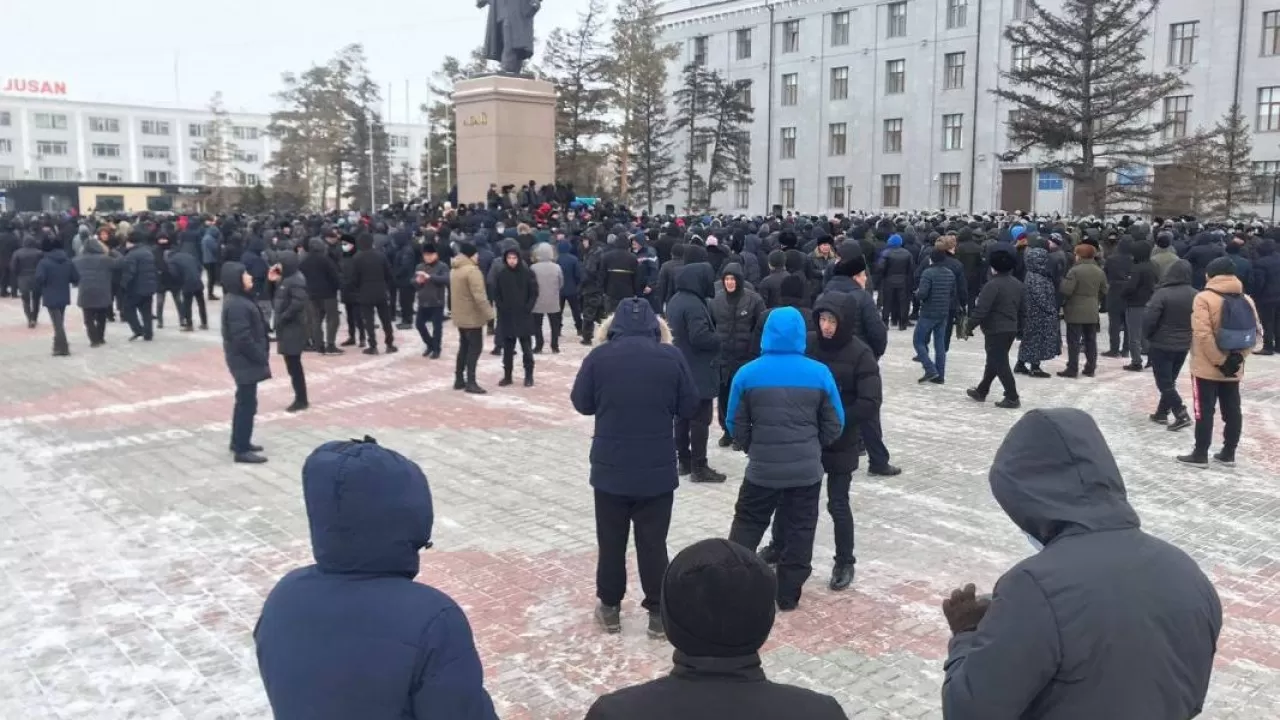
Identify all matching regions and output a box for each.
[254,438,497,720]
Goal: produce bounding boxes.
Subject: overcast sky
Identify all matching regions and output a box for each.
[1,0,593,122]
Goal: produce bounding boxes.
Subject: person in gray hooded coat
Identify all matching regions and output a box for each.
[73,237,117,347]
[530,242,565,353]
[941,408,1220,720]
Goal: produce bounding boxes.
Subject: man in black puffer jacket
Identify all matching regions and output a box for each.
[220,262,271,464]
[351,233,397,355]
[1102,238,1134,357]
[1121,240,1158,370]
[1183,231,1225,291]
[708,263,765,448]
[301,237,343,354]
[1144,260,1197,429]
[665,260,724,484]
[1253,238,1280,354]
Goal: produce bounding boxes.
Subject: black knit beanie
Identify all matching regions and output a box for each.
[661,539,777,658]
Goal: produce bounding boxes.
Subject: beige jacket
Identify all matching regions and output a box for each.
[449,255,494,329]
[1190,274,1261,381]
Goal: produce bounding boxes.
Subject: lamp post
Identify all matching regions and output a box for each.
[1271,172,1279,224]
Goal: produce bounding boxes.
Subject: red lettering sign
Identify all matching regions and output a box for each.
[1,78,68,96]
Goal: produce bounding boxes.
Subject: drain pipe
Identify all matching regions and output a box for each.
[764,2,776,212]
[967,0,984,212]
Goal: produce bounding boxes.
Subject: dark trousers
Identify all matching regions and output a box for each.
[534,312,562,351]
[976,331,1018,400]
[675,398,714,466]
[1107,308,1128,353]
[21,288,42,323]
[311,297,340,348]
[859,407,892,471]
[716,366,741,432]
[230,382,259,453]
[881,286,909,328]
[561,295,583,333]
[1149,348,1188,415]
[416,306,444,352]
[769,472,856,566]
[283,354,308,404]
[204,263,220,297]
[455,327,483,382]
[0,266,11,295]
[181,291,208,327]
[397,287,415,325]
[1125,307,1147,364]
[48,306,68,352]
[502,335,534,378]
[1259,301,1280,352]
[728,480,822,605]
[125,294,154,339]
[360,301,395,348]
[594,490,673,611]
[155,288,181,325]
[82,307,108,344]
[1192,377,1242,455]
[1065,323,1098,372]
[344,301,365,342]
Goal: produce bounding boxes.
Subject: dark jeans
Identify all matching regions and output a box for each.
[976,331,1018,400]
[716,366,741,433]
[1148,348,1188,415]
[561,295,583,333]
[1107,308,1128,353]
[502,335,535,378]
[1259,301,1280,352]
[155,288,181,326]
[204,263,220,297]
[1125,307,1147,364]
[82,307,108,344]
[397,286,415,325]
[21,288,42,323]
[181,291,208,327]
[416,306,444,352]
[455,327,483,382]
[913,316,948,379]
[48,306,68,352]
[594,490,673,611]
[344,301,365,342]
[769,472,856,566]
[534,312,562,351]
[360,301,395,348]
[283,354,308,404]
[859,407,892,471]
[880,286,909,329]
[675,398,714,466]
[1065,323,1098,372]
[1192,377,1242,455]
[125,294,154,339]
[728,480,822,606]
[230,382,259,453]
[311,297,340,348]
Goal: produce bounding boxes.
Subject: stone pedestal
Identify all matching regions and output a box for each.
[452,75,556,205]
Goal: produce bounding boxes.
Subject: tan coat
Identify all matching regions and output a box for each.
[1190,274,1261,381]
[449,255,494,330]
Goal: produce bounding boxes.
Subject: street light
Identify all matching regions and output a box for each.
[1272,173,1279,224]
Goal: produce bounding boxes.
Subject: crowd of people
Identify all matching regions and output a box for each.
[0,195,1268,718]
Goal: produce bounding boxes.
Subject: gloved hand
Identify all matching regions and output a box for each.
[942,583,990,635]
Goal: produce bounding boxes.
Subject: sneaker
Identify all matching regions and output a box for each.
[430,350,441,359]
[1028,369,1051,379]
[285,401,309,413]
[1122,363,1144,372]
[489,346,501,356]
[1102,350,1122,358]
[868,464,902,477]
[340,337,357,347]
[422,348,432,357]
[965,388,987,403]
[691,466,727,484]
[646,612,665,640]
[829,563,855,591]
[1167,412,1192,432]
[1258,348,1276,356]
[929,376,945,384]
[230,443,264,453]
[1148,412,1168,425]
[994,397,1021,409]
[777,599,799,612]
[1176,453,1209,468]
[362,346,379,355]
[454,376,466,390]
[234,451,268,464]
[385,344,398,354]
[523,375,534,387]
[918,372,940,384]
[1056,369,1078,378]
[1014,364,1030,375]
[498,377,513,387]
[758,546,780,565]
[595,604,621,634]
[1213,450,1236,466]
[325,345,344,355]
[1082,368,1097,377]
[395,322,413,330]
[580,337,593,346]
[464,382,488,395]
[678,459,692,477]
[717,433,734,447]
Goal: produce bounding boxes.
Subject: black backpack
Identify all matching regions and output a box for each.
[1210,290,1257,351]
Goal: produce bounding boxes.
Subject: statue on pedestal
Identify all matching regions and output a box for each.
[477,0,541,75]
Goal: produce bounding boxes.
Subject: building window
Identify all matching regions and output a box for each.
[692,136,709,163]
[885,59,906,94]
[831,11,850,46]
[245,174,260,187]
[736,28,752,59]
[141,120,171,136]
[34,113,68,130]
[91,143,121,158]
[884,118,903,153]
[236,150,261,163]
[144,170,172,184]
[189,123,209,138]
[1252,161,1280,202]
[1168,22,1198,66]
[94,170,124,183]
[232,126,260,141]
[1007,109,1025,145]
[738,80,753,109]
[780,127,797,159]
[944,52,965,90]
[0,111,10,127]
[943,114,964,150]
[389,135,410,149]
[142,145,170,160]
[735,180,751,208]
[1013,0,1031,20]
[1265,11,1280,56]
[1163,95,1192,139]
[39,167,75,181]
[94,195,125,211]
[781,73,799,105]
[1011,44,1032,72]
[940,172,962,207]
[830,67,849,100]
[829,123,847,156]
[783,20,801,53]
[779,178,796,208]
[1259,87,1280,132]
[89,117,120,133]
[827,176,846,209]
[886,2,907,38]
[0,139,11,154]
[36,141,68,156]
[947,0,967,29]
[882,174,901,207]
[692,35,708,66]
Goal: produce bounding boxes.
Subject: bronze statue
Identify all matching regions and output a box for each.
[477,0,541,75]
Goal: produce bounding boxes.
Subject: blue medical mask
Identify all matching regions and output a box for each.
[1024,531,1044,552]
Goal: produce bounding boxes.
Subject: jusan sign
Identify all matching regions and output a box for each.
[2,78,68,96]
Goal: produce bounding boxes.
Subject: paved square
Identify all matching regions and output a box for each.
[1,299,1277,719]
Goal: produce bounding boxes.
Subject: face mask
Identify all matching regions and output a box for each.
[342,243,354,253]
[1024,531,1044,552]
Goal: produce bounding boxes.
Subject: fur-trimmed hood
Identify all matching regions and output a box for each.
[594,297,672,345]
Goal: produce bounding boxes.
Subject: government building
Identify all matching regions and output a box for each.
[656,0,1280,216]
